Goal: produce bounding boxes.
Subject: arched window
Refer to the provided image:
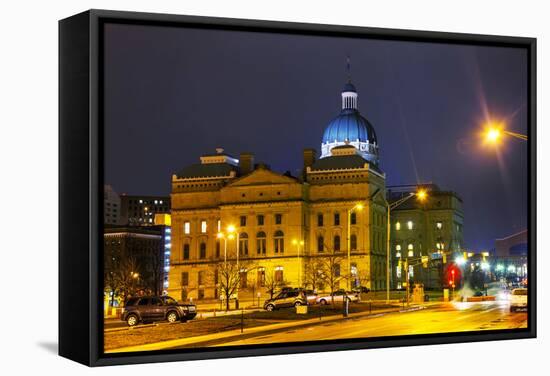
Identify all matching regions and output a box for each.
[256,231,266,255]
[350,234,357,250]
[274,230,284,253]
[334,235,341,251]
[317,235,324,253]
[239,232,249,256]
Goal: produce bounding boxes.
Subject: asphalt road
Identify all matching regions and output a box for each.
[209,301,527,347]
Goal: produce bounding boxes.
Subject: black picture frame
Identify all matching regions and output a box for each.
[59,9,537,367]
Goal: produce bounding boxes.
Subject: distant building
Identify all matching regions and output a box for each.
[494,230,528,280]
[388,184,464,290]
[104,185,121,225]
[119,195,170,226]
[104,225,168,298]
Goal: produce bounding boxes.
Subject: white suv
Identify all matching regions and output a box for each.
[510,288,528,312]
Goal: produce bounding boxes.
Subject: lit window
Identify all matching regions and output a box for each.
[217,219,221,232]
[408,243,414,257]
[396,266,402,278]
[396,252,401,258]
[409,265,414,277]
[274,266,284,282]
[201,220,207,233]
[184,221,190,234]
[160,200,163,204]
[395,222,401,231]
[154,200,158,204]
[407,221,413,230]
[139,199,143,204]
[396,245,401,251]
[436,221,442,230]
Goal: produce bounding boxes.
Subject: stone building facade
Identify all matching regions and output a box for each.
[167,80,389,301]
[388,184,464,290]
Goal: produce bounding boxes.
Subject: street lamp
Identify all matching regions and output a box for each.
[384,188,428,303]
[455,255,466,266]
[347,203,364,291]
[292,239,305,287]
[482,121,527,144]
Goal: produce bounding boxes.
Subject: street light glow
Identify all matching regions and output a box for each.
[486,128,502,143]
[217,232,224,239]
[415,189,427,201]
[455,256,466,266]
[482,121,504,146]
[226,224,236,233]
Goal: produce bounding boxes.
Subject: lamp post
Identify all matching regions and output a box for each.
[483,122,528,144]
[292,239,305,287]
[383,188,427,303]
[226,225,240,308]
[347,203,364,291]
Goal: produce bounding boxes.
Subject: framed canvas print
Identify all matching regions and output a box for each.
[59,9,536,366]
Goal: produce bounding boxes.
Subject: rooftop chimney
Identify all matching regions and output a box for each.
[303,148,316,169]
[239,152,255,175]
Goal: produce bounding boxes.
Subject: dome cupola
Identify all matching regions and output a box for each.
[320,71,379,164]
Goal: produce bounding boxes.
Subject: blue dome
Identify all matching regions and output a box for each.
[342,82,357,92]
[322,109,377,145]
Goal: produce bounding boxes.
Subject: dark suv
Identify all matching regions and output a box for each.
[122,296,197,326]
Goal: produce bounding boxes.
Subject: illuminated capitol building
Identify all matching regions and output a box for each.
[167,77,463,301]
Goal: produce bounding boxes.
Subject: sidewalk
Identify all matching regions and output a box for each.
[107,302,436,353]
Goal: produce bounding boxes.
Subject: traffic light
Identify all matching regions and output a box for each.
[421,255,429,268]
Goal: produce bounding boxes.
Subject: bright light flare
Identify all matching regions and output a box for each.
[481,121,505,146]
[415,189,428,201]
[455,256,466,266]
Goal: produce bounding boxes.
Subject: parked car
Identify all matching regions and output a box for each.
[510,288,528,312]
[352,286,370,294]
[264,289,307,311]
[316,290,359,305]
[122,296,197,326]
[303,289,318,305]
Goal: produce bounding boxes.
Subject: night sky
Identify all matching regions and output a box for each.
[103,23,528,251]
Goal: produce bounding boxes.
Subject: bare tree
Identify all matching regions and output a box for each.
[264,270,289,300]
[208,251,255,311]
[116,257,143,305]
[303,258,324,292]
[316,240,346,302]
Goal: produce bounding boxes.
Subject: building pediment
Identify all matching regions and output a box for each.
[224,168,299,188]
